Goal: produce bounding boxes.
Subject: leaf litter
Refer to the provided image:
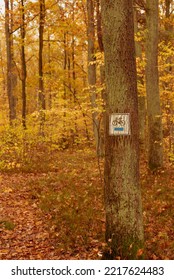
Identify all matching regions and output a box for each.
[0,149,174,259]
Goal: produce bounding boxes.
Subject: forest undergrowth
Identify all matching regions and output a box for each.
[0,145,174,260]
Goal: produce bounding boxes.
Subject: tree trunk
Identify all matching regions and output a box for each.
[134,5,146,148]
[145,0,163,169]
[0,42,6,94]
[20,0,27,129]
[72,35,78,140]
[164,0,174,152]
[101,0,144,259]
[4,0,17,124]
[96,0,103,52]
[63,31,67,128]
[87,0,99,153]
[96,0,105,155]
[47,32,52,109]
[38,0,46,134]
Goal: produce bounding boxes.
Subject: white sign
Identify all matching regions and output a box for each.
[109,113,130,135]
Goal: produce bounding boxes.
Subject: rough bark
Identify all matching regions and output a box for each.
[101,0,144,259]
[145,0,163,169]
[5,0,17,124]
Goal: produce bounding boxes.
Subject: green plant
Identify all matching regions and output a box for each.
[0,220,15,230]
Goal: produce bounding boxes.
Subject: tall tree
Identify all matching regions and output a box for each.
[96,0,105,154]
[145,0,163,169]
[133,4,146,148]
[38,0,46,134]
[20,0,27,128]
[71,1,78,140]
[101,0,144,259]
[87,0,99,153]
[0,41,6,94]
[164,0,174,152]
[96,0,103,52]
[4,0,17,124]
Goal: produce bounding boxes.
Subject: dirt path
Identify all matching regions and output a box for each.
[1,159,174,260]
[0,173,59,260]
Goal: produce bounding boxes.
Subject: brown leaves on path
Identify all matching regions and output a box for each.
[0,149,174,260]
[142,164,174,260]
[0,174,57,259]
[0,149,105,260]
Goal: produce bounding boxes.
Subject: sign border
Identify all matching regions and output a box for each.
[109,113,131,136]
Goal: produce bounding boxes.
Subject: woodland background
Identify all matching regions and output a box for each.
[0,0,174,260]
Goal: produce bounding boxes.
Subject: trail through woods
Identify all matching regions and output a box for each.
[0,173,57,259]
[0,171,103,259]
[0,150,104,260]
[0,149,174,260]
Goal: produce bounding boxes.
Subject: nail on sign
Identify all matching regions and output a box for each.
[109,113,130,135]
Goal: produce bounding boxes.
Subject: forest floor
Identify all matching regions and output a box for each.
[0,147,174,260]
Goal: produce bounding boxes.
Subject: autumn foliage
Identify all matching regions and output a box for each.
[0,0,174,260]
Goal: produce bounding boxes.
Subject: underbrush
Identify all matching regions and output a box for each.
[1,119,174,259]
[27,150,105,256]
[0,120,92,173]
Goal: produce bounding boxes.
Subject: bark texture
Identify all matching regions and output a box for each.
[101,0,144,259]
[145,0,163,169]
[5,0,17,124]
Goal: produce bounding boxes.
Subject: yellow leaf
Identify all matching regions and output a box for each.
[4,187,13,193]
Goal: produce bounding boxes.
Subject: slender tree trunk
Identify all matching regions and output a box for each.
[134,6,142,58]
[47,32,52,109]
[0,42,6,94]
[63,32,67,109]
[87,0,99,153]
[63,31,68,141]
[96,0,105,155]
[38,0,46,134]
[20,0,27,129]
[96,0,103,52]
[4,0,17,124]
[72,35,78,139]
[164,0,174,152]
[39,0,45,109]
[145,0,163,169]
[101,0,144,259]
[134,6,146,148]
